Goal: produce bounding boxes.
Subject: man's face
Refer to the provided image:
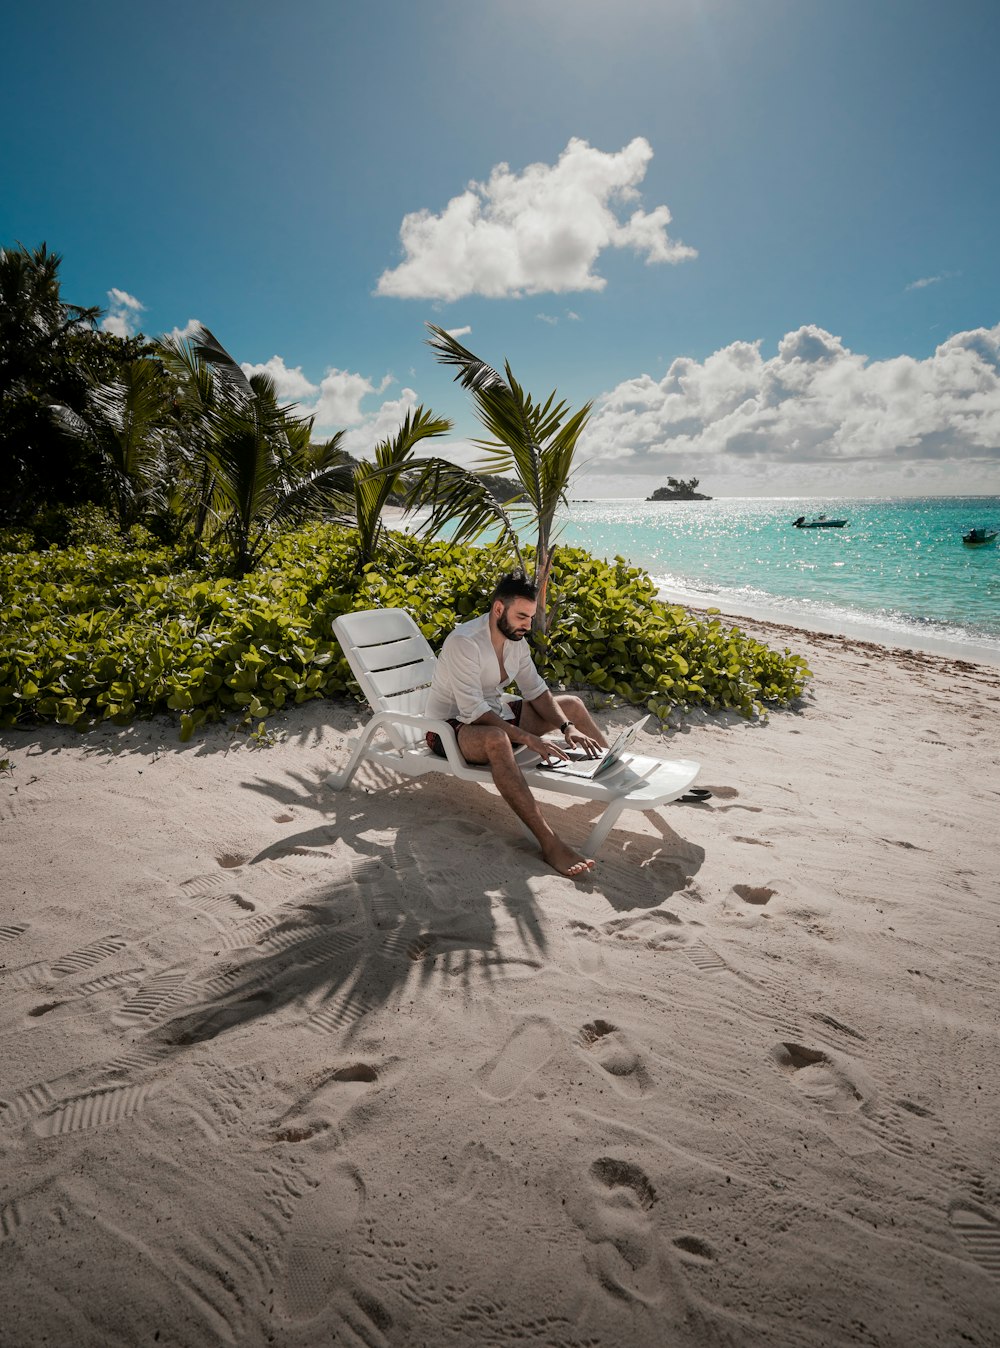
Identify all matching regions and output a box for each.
[496,597,536,641]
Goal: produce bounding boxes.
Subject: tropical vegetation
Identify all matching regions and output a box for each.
[0,528,811,738]
[0,239,812,738]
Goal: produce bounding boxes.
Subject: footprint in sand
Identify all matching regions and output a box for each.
[732,884,776,906]
[568,1157,669,1304]
[51,935,129,979]
[283,1162,366,1321]
[33,1082,156,1137]
[569,914,727,972]
[601,911,686,952]
[578,1021,654,1098]
[477,1016,560,1100]
[445,1139,522,1215]
[275,1062,383,1139]
[179,872,230,899]
[950,1202,1000,1281]
[772,1042,865,1113]
[112,970,193,1028]
[181,890,257,930]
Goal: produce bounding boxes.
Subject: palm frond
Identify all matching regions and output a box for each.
[402,457,524,564]
[155,334,216,408]
[265,462,358,532]
[425,323,506,396]
[49,402,90,439]
[191,325,253,404]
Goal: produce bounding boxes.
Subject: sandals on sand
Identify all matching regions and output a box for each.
[678,787,713,803]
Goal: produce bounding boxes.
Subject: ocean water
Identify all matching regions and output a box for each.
[554,497,1000,665]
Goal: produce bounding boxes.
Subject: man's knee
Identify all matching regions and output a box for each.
[480,726,515,760]
[559,694,588,721]
[459,725,514,765]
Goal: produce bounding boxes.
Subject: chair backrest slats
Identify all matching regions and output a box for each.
[333,608,438,750]
[359,634,431,673]
[367,658,437,700]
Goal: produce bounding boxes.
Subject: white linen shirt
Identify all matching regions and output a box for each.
[426,612,548,724]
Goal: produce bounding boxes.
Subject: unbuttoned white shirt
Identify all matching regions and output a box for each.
[426,612,548,724]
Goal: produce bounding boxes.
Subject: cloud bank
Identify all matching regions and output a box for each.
[239,356,403,451]
[101,288,145,338]
[581,324,1000,487]
[376,137,695,301]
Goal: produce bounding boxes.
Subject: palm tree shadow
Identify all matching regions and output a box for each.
[145,752,708,1058]
[143,765,571,1057]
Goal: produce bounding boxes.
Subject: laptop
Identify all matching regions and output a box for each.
[538,715,650,779]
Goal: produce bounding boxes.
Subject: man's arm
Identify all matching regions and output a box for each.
[524,691,602,756]
[469,707,571,762]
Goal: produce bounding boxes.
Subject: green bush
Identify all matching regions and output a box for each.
[0,525,811,738]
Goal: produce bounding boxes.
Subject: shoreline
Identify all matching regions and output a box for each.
[655,580,1000,670]
[679,601,1000,680]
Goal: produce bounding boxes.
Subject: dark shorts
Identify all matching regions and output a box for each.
[425,701,523,760]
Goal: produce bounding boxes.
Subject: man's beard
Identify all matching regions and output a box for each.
[497,611,528,641]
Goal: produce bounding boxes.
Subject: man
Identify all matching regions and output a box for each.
[425,573,608,879]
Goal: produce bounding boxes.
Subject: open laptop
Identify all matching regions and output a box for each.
[538,715,650,779]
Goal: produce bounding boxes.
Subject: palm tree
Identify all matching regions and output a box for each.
[190,326,354,575]
[1,242,104,522]
[423,323,592,632]
[322,406,452,565]
[51,357,171,530]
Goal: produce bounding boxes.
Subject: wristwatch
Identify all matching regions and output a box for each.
[559,720,572,735]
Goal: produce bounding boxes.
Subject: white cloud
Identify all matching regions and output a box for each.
[233,354,402,439]
[580,323,1000,491]
[537,313,559,325]
[101,287,145,338]
[338,388,421,458]
[906,272,958,291]
[376,137,696,301]
[313,369,387,429]
[240,356,318,404]
[446,326,472,338]
[164,318,205,342]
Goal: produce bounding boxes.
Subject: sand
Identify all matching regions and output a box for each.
[2,621,999,1347]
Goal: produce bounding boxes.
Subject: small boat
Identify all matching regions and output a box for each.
[962,528,997,547]
[792,515,848,529]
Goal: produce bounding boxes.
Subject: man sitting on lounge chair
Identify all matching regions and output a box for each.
[425,572,608,879]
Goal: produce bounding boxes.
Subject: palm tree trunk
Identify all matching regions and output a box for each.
[533,522,554,634]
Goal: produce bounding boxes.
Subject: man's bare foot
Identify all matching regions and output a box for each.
[543,838,596,879]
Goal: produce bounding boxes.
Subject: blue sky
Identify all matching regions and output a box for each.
[3,0,999,496]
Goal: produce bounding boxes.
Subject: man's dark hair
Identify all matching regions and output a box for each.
[491,572,537,604]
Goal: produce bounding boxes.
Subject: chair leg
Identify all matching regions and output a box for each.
[323,728,377,791]
[583,798,630,856]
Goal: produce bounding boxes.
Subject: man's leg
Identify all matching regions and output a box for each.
[518,694,607,745]
[454,723,595,879]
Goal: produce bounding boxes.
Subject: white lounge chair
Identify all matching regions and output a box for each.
[325,607,701,856]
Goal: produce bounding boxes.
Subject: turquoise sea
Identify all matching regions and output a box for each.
[555,497,1000,665]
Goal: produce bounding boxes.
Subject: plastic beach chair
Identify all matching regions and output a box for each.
[325,607,702,856]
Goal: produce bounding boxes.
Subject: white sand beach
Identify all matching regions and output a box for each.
[2,622,999,1347]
